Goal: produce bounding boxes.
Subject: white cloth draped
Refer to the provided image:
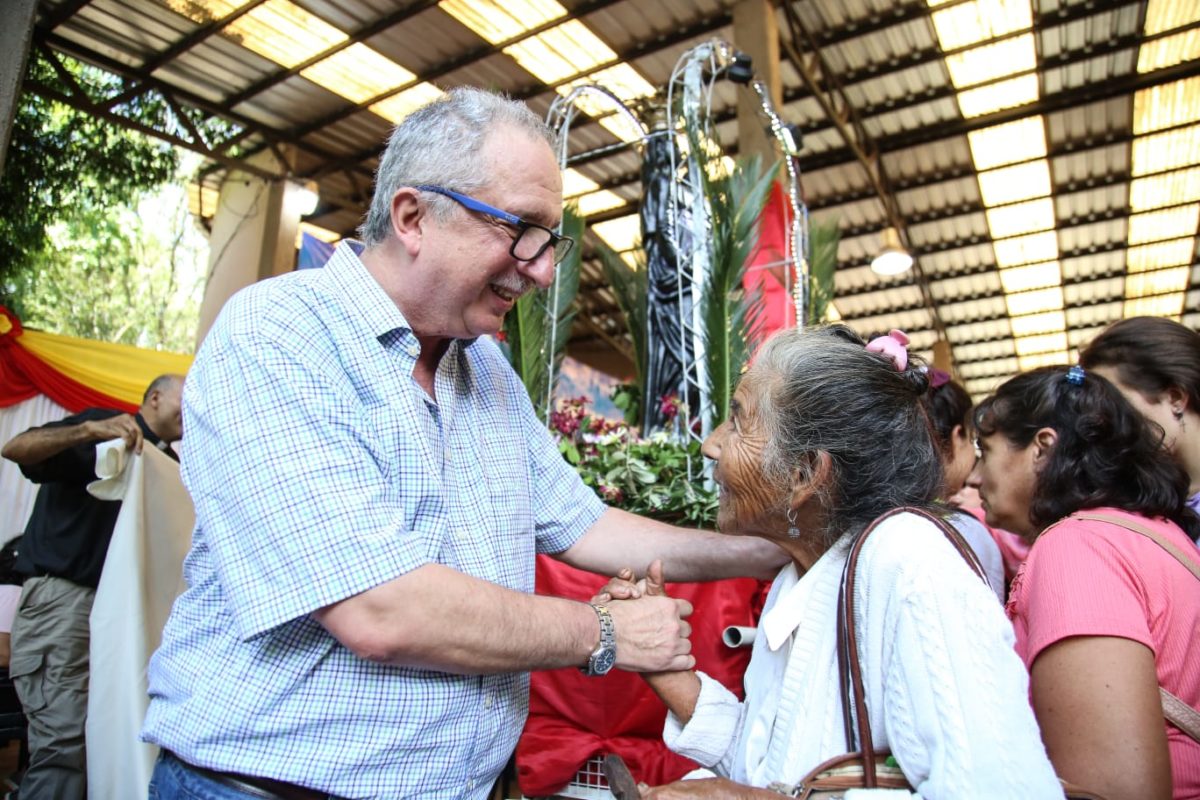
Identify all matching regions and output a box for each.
[0,395,69,543]
[86,442,193,800]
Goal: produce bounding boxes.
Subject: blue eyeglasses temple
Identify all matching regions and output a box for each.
[414,185,521,226]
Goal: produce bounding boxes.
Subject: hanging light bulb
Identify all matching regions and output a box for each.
[870,226,913,276]
[292,179,320,216]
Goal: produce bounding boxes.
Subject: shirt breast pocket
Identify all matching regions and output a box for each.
[363,403,436,495]
[480,428,534,544]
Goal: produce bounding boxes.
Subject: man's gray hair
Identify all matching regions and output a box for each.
[750,325,942,548]
[358,87,558,246]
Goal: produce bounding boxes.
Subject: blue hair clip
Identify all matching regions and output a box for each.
[1065,365,1086,386]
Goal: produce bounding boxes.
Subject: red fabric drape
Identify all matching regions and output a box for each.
[516,556,768,795]
[743,181,795,342]
[0,307,135,413]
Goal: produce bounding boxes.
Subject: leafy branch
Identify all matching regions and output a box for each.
[551,396,717,527]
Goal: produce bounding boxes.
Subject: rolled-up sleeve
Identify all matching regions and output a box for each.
[516,380,606,555]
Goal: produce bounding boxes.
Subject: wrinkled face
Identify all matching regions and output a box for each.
[414,126,563,340]
[147,379,184,443]
[1089,365,1180,454]
[701,371,785,536]
[972,431,1039,540]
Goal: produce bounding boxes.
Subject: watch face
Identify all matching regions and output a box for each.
[593,647,617,675]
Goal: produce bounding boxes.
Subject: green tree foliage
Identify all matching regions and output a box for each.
[1,50,179,307]
[8,184,206,353]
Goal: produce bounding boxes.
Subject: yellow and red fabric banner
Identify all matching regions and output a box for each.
[0,306,193,413]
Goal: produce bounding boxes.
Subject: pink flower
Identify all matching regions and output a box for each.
[598,484,625,504]
[659,393,682,421]
[550,409,580,437]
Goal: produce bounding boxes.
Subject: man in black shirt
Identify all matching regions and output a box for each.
[1,374,184,800]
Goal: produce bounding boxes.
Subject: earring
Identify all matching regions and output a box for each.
[786,508,800,539]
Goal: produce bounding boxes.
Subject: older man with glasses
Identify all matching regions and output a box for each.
[140,87,783,800]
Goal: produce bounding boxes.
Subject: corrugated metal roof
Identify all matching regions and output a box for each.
[28,0,1200,396]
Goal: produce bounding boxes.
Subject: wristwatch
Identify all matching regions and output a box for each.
[581,603,617,676]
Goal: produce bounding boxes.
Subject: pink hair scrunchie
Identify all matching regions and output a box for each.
[866,329,910,372]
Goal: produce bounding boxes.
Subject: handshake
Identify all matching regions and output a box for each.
[585,560,695,675]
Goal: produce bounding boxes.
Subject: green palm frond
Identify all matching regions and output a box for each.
[594,238,647,386]
[807,216,841,325]
[502,204,583,417]
[698,153,780,431]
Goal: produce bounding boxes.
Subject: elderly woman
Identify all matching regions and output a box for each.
[608,326,1062,798]
[973,366,1200,800]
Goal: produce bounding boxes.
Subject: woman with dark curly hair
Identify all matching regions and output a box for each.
[973,365,1200,800]
[1079,316,1200,518]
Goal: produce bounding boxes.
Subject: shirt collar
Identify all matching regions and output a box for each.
[135,413,178,461]
[760,539,851,651]
[325,241,413,342]
[325,241,481,357]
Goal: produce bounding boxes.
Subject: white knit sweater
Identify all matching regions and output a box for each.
[664,512,1063,798]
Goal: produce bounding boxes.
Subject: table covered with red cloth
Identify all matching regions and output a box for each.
[516,555,768,795]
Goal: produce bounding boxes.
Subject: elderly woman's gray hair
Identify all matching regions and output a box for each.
[751,325,942,547]
[358,87,557,246]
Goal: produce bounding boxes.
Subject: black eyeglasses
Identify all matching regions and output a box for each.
[414,185,575,265]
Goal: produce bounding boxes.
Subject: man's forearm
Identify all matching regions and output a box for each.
[313,562,692,674]
[558,507,787,582]
[1,424,96,465]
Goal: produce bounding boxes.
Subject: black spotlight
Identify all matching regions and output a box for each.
[727,52,754,84]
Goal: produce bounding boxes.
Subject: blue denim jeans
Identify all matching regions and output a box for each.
[148,751,335,800]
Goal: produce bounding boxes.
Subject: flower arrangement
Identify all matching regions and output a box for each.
[550,394,718,527]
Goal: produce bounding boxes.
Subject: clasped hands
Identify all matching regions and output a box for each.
[592,563,769,798]
[592,559,695,673]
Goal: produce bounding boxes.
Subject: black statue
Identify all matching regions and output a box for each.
[640,130,700,434]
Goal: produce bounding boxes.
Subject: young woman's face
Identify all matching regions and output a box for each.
[972,432,1041,540]
[1089,365,1182,454]
[941,424,977,497]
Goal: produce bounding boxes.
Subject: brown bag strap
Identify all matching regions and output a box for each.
[1069,512,1200,580]
[1161,688,1200,743]
[1067,512,1200,744]
[836,506,988,783]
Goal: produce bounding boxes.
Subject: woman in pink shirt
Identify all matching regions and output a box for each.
[973,365,1200,800]
[1080,316,1200,522]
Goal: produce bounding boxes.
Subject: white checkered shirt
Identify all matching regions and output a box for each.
[142,243,605,798]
